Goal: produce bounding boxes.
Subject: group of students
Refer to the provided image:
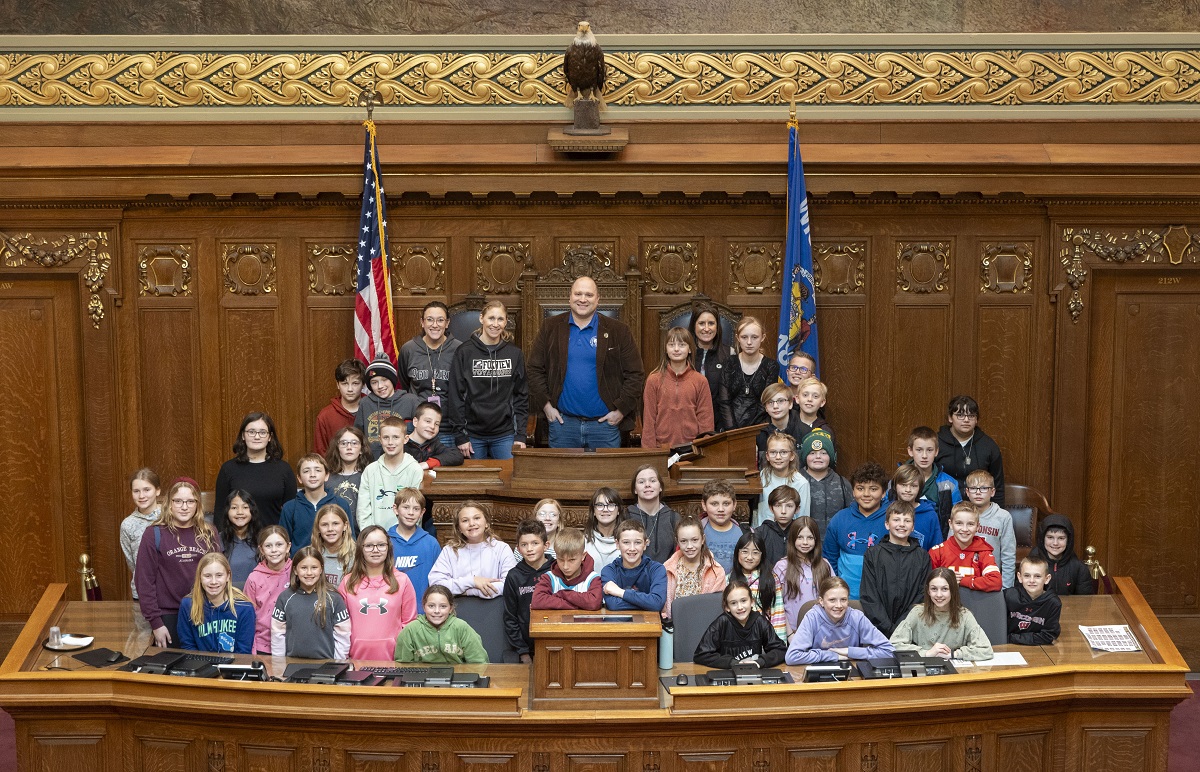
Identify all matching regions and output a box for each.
[114,292,1094,665]
[119,441,1086,667]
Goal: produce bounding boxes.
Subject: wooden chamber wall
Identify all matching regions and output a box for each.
[2,174,1200,655]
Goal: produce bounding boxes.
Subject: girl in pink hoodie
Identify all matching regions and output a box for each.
[339,525,418,660]
[243,525,292,654]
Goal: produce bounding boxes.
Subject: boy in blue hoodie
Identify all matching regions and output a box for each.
[907,426,962,536]
[601,520,667,612]
[883,465,944,551]
[280,454,350,555]
[387,488,441,603]
[822,462,889,600]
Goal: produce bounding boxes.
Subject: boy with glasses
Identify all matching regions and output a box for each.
[936,395,1006,508]
[964,470,1016,589]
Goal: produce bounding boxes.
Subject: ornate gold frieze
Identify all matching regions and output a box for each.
[1,48,1198,108]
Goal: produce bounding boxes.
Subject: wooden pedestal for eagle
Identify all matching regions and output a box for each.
[563,21,607,105]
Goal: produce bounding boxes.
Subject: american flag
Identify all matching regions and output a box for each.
[353,120,398,366]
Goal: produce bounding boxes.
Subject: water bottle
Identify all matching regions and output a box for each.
[658,619,674,670]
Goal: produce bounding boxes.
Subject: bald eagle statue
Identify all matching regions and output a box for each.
[563,21,607,105]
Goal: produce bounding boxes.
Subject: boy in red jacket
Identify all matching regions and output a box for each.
[929,502,1001,592]
[531,528,602,611]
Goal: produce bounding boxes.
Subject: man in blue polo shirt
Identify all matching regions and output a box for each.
[527,276,645,449]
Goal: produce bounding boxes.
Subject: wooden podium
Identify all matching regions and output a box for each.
[528,609,662,710]
[423,442,761,540]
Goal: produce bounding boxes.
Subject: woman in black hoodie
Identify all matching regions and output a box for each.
[1029,513,1095,595]
[448,299,529,460]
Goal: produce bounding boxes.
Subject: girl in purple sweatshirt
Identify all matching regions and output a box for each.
[136,479,223,648]
[243,525,292,654]
[428,502,516,598]
[785,576,894,665]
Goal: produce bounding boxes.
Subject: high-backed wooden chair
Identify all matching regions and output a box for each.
[1004,483,1052,563]
[657,293,741,353]
[447,293,520,347]
[519,246,643,445]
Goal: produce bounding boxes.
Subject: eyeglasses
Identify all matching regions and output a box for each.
[363,543,388,552]
[536,510,559,518]
[952,413,978,419]
[244,429,270,438]
[171,498,197,507]
[765,398,791,406]
[767,450,793,458]
[787,365,812,375]
[338,439,361,447]
[423,317,447,325]
[965,486,994,493]
[738,547,762,555]
[595,502,617,510]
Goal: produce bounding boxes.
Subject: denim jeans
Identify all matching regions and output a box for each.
[548,414,621,449]
[470,434,516,460]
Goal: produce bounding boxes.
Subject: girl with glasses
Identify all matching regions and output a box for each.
[756,434,811,528]
[323,425,372,532]
[136,478,222,648]
[583,487,624,570]
[400,300,462,412]
[338,525,418,660]
[215,411,297,528]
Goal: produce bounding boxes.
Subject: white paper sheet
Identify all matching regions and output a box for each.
[951,651,1028,668]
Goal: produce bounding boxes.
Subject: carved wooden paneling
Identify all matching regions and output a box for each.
[1104,291,1200,613]
[893,741,949,772]
[787,747,842,772]
[976,304,1033,490]
[814,241,866,294]
[138,244,192,296]
[728,241,782,294]
[642,240,698,294]
[674,750,737,771]
[566,754,629,771]
[307,244,355,296]
[475,241,530,293]
[240,743,299,771]
[391,240,446,295]
[134,735,197,770]
[222,243,277,295]
[1082,729,1152,772]
[816,303,867,472]
[995,732,1048,772]
[980,241,1032,293]
[343,749,409,771]
[454,752,518,770]
[27,727,110,770]
[138,308,201,482]
[0,229,112,327]
[890,306,951,456]
[0,285,82,617]
[554,241,618,281]
[220,308,282,446]
[896,241,950,294]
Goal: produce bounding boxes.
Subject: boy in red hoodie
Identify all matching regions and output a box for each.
[928,502,1001,592]
[314,359,366,455]
[531,528,602,611]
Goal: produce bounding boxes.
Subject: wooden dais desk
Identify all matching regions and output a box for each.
[529,609,662,710]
